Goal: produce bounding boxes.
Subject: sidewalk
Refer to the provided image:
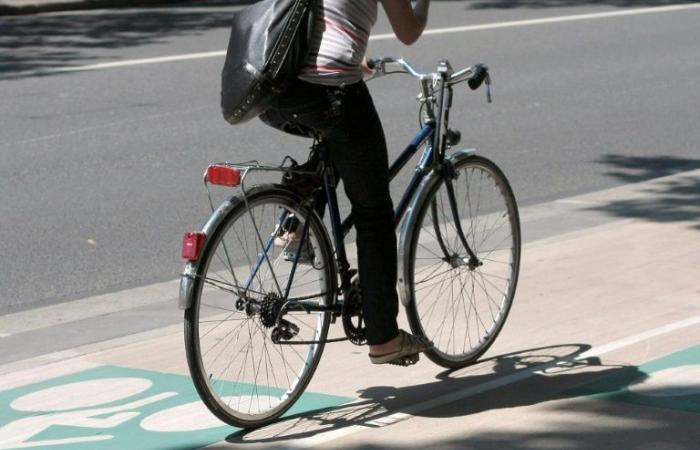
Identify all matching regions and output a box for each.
[0,0,186,15]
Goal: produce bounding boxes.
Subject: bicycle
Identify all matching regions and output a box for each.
[178,57,521,429]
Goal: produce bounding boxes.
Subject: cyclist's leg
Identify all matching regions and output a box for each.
[320,82,400,347]
[267,80,401,347]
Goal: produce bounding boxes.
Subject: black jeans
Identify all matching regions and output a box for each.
[261,80,399,346]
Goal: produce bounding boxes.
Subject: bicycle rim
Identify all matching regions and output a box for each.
[405,155,521,368]
[185,187,334,428]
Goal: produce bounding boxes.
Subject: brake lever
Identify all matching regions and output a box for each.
[364,58,383,82]
[485,72,492,103]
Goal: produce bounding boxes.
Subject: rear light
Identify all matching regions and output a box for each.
[207,165,241,187]
[182,232,206,261]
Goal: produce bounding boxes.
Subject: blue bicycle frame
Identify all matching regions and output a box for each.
[242,122,436,305]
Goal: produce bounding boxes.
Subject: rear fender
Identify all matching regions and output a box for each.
[178,196,242,310]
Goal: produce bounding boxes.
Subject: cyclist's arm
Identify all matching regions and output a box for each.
[379,0,430,45]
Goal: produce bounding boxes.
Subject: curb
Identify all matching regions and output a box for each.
[0,0,187,15]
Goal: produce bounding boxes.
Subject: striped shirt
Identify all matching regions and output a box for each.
[299,0,378,86]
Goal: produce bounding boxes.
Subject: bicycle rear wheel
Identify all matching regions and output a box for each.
[184,186,335,428]
[400,153,520,368]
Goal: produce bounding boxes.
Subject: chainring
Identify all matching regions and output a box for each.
[341,278,367,345]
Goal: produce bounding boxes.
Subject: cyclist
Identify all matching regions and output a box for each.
[261,0,434,365]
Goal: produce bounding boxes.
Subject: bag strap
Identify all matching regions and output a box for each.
[264,0,316,79]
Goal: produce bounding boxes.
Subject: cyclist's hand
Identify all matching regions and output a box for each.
[361,57,376,78]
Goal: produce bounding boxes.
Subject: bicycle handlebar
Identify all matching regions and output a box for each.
[367,57,489,89]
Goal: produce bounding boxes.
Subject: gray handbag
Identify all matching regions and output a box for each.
[221,0,317,125]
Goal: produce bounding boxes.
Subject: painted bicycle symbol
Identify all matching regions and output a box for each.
[0,373,230,450]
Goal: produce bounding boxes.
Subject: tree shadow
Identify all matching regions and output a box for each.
[4,0,695,78]
[0,7,236,78]
[271,395,700,449]
[215,344,653,446]
[589,154,700,228]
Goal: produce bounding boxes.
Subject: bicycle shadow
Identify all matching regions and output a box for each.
[221,344,647,445]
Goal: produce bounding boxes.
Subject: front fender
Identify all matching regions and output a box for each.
[397,148,476,307]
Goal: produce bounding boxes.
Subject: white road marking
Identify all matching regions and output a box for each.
[294,315,700,447]
[7,3,700,78]
[554,199,604,206]
[6,50,227,78]
[372,3,700,40]
[577,316,700,360]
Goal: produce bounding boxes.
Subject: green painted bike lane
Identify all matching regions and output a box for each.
[571,344,700,415]
[2,344,699,449]
[0,365,352,450]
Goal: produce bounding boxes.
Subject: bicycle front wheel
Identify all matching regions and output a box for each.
[400,153,521,368]
[184,186,335,428]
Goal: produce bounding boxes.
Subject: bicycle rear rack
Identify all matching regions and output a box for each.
[203,158,285,210]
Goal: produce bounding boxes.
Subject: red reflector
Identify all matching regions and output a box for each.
[207,165,241,187]
[182,232,206,261]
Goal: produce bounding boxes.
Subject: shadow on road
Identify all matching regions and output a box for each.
[3,0,696,79]
[590,154,700,228]
[268,398,699,449]
[220,343,660,447]
[0,8,234,77]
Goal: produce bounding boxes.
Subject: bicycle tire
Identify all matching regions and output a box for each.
[400,153,521,368]
[184,185,336,428]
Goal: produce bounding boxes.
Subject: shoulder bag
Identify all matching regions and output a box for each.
[221,0,317,125]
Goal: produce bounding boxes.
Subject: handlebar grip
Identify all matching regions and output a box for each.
[468,64,488,90]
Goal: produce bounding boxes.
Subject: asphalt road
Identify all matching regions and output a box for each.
[1,0,700,314]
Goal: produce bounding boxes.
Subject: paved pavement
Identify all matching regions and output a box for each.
[1,169,699,449]
[3,2,699,314]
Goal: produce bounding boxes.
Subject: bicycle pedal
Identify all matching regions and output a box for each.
[389,353,419,367]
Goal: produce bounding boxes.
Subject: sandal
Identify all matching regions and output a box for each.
[369,330,434,366]
[274,231,315,265]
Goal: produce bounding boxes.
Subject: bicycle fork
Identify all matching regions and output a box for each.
[433,163,483,271]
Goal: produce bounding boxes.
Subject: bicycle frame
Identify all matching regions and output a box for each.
[218,60,487,319]
[247,119,478,315]
[238,123,437,319]
[326,122,436,289]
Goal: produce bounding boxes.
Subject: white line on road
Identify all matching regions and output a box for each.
[554,199,604,205]
[372,3,700,40]
[293,315,700,447]
[7,3,700,78]
[13,50,228,76]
